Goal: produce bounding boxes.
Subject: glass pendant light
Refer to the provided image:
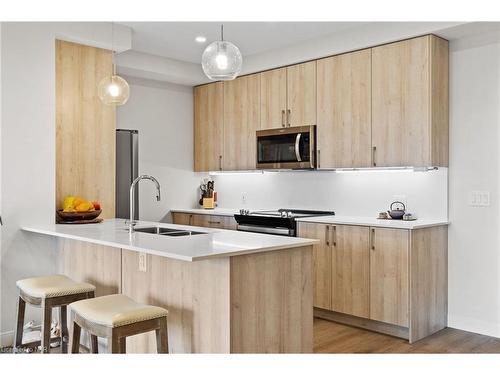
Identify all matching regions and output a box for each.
[202,24,242,81]
[98,22,130,106]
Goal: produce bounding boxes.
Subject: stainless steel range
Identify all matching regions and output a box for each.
[234,209,335,237]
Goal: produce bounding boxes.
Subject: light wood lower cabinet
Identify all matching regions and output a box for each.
[297,223,370,318]
[369,227,409,326]
[298,222,447,343]
[296,222,332,310]
[172,212,237,230]
[332,225,370,318]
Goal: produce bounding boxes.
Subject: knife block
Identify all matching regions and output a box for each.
[203,197,215,209]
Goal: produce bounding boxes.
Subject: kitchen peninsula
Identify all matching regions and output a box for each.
[22,219,316,353]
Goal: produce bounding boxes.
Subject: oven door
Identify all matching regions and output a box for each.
[256,125,316,169]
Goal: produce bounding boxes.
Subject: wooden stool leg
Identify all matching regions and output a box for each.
[41,300,52,354]
[60,306,69,353]
[14,296,26,349]
[90,335,99,354]
[70,321,81,354]
[109,332,120,354]
[155,318,169,353]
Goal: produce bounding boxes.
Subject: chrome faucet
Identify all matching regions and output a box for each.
[128,175,161,232]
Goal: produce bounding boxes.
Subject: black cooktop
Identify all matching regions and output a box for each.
[234,208,335,230]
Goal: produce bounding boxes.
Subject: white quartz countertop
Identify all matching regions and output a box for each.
[22,219,317,262]
[295,215,449,229]
[171,208,448,230]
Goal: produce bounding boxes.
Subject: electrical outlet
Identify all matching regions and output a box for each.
[468,191,490,207]
[241,192,247,205]
[139,252,147,272]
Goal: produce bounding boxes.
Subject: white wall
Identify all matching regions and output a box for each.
[0,22,132,345]
[212,169,448,219]
[116,77,200,222]
[447,40,500,337]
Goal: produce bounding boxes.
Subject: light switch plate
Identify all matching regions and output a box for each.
[139,252,147,272]
[468,191,490,207]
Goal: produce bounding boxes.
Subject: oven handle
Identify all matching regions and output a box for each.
[295,133,302,162]
[237,224,293,236]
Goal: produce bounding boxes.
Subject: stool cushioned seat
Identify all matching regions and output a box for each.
[69,294,168,328]
[16,274,95,298]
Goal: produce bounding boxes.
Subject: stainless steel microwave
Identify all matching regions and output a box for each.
[256,125,316,170]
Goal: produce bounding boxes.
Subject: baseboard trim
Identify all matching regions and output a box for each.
[0,331,14,348]
[314,308,409,340]
[448,314,500,339]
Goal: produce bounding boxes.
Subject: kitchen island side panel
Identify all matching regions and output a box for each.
[121,250,231,353]
[230,246,314,353]
[57,238,122,297]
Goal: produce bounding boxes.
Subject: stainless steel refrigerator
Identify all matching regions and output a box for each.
[116,129,139,220]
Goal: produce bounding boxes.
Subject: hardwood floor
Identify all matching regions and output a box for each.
[7,318,500,354]
[314,318,500,353]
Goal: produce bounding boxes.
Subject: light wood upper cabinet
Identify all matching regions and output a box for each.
[317,50,372,168]
[369,227,409,327]
[56,40,116,218]
[194,83,224,172]
[332,225,370,318]
[193,34,448,171]
[260,68,287,129]
[372,35,448,167]
[287,61,317,127]
[297,222,331,310]
[223,74,260,170]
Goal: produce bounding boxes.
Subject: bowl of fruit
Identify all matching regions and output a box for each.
[56,196,102,222]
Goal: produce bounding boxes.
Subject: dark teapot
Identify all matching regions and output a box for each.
[388,201,406,220]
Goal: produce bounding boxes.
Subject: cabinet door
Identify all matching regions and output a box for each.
[260,68,287,129]
[172,212,193,225]
[194,83,224,172]
[223,74,261,170]
[370,227,409,327]
[317,50,372,168]
[297,222,331,310]
[286,61,316,127]
[372,36,430,167]
[332,225,370,318]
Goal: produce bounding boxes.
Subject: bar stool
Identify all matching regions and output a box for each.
[69,294,169,354]
[14,274,96,353]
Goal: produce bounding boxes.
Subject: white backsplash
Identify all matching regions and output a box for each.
[211,168,448,220]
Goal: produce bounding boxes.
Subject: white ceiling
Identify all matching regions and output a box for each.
[119,22,368,63]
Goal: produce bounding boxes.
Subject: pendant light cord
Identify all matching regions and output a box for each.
[221,24,224,41]
[111,22,116,75]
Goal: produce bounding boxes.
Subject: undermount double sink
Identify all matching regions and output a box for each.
[132,226,206,237]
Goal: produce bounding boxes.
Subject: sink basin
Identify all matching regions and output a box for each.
[132,226,206,236]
